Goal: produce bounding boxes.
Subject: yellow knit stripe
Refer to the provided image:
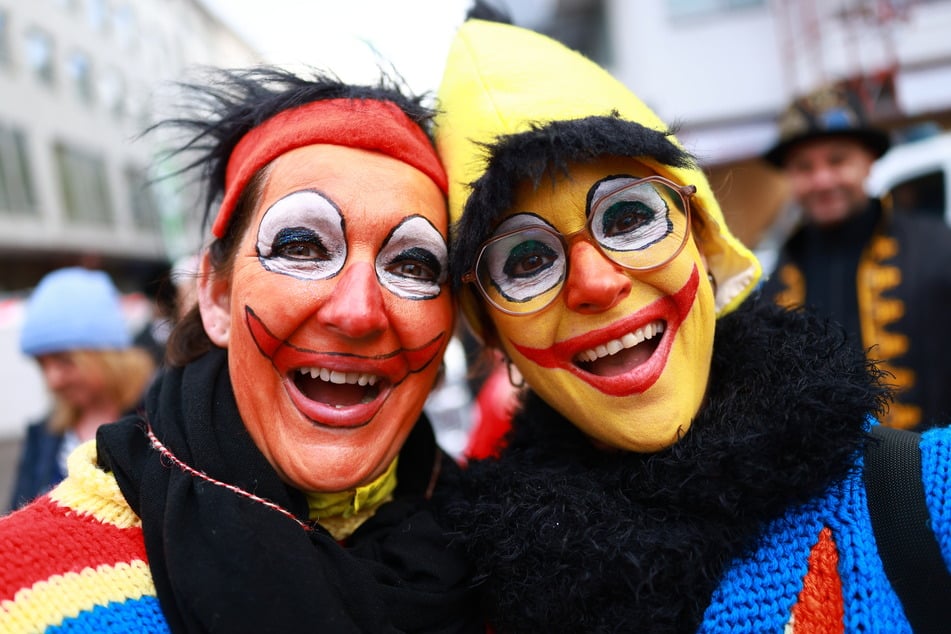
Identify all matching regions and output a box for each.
[48,441,142,529]
[0,559,155,632]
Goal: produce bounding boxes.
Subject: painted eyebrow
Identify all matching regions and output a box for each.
[585,174,638,212]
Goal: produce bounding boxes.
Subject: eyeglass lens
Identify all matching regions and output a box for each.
[474,178,689,314]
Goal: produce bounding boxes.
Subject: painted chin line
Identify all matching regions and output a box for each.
[244,306,446,429]
[512,265,700,397]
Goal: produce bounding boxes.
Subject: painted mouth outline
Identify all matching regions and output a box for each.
[511,265,699,396]
[245,306,445,427]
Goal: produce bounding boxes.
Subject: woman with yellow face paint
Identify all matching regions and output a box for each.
[434,15,951,634]
[0,67,481,633]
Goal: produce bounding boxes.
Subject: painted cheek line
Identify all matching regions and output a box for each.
[511,265,700,395]
[244,305,446,384]
[515,266,699,367]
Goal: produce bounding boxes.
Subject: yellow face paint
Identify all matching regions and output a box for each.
[486,159,717,452]
[436,19,761,323]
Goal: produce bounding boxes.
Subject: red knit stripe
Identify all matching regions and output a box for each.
[791,526,844,634]
[0,495,146,602]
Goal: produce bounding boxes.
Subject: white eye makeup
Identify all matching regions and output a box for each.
[482,213,566,303]
[256,190,347,280]
[588,176,675,254]
[376,215,448,300]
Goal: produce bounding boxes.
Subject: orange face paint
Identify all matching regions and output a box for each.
[200,144,453,492]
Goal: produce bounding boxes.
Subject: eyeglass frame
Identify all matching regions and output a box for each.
[462,175,697,316]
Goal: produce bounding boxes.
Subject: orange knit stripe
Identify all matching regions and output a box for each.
[790,526,844,634]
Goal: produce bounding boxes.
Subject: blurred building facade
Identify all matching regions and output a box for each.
[0,0,259,294]
[527,0,951,248]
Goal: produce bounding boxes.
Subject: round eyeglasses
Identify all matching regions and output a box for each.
[463,175,696,315]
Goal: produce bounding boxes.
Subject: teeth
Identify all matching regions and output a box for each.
[577,320,666,363]
[298,367,379,386]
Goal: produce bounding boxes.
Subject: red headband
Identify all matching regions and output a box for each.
[212,98,448,238]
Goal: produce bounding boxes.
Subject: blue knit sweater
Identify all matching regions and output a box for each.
[701,427,951,632]
[442,297,951,632]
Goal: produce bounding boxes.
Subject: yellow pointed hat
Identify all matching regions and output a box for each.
[435,19,760,318]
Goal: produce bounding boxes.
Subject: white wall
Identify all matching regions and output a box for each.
[607,1,784,125]
[0,297,49,439]
[604,0,951,164]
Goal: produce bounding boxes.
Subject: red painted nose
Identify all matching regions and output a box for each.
[562,241,631,314]
[316,261,388,338]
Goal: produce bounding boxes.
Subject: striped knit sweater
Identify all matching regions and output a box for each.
[4,432,951,631]
[0,441,170,633]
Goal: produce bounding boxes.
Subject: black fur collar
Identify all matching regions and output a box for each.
[444,294,888,633]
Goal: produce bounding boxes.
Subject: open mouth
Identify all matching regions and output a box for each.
[511,265,699,396]
[244,305,447,427]
[573,320,666,377]
[291,366,387,408]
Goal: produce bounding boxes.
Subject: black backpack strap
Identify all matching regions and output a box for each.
[864,424,951,631]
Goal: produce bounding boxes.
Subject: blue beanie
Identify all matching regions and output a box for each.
[20,267,131,356]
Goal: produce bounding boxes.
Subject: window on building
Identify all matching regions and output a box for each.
[542,2,611,68]
[113,4,137,51]
[52,0,79,12]
[124,164,161,231]
[98,67,125,117]
[53,141,113,225]
[125,84,153,131]
[0,10,11,69]
[87,0,109,33]
[66,50,94,104]
[668,0,764,19]
[0,123,37,215]
[24,28,55,85]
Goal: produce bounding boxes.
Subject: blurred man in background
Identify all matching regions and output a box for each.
[762,84,951,430]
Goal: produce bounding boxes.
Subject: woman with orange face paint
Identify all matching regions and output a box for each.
[433,14,951,634]
[0,67,481,633]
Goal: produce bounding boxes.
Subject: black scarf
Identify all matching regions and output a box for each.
[97,347,479,633]
[440,295,889,633]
